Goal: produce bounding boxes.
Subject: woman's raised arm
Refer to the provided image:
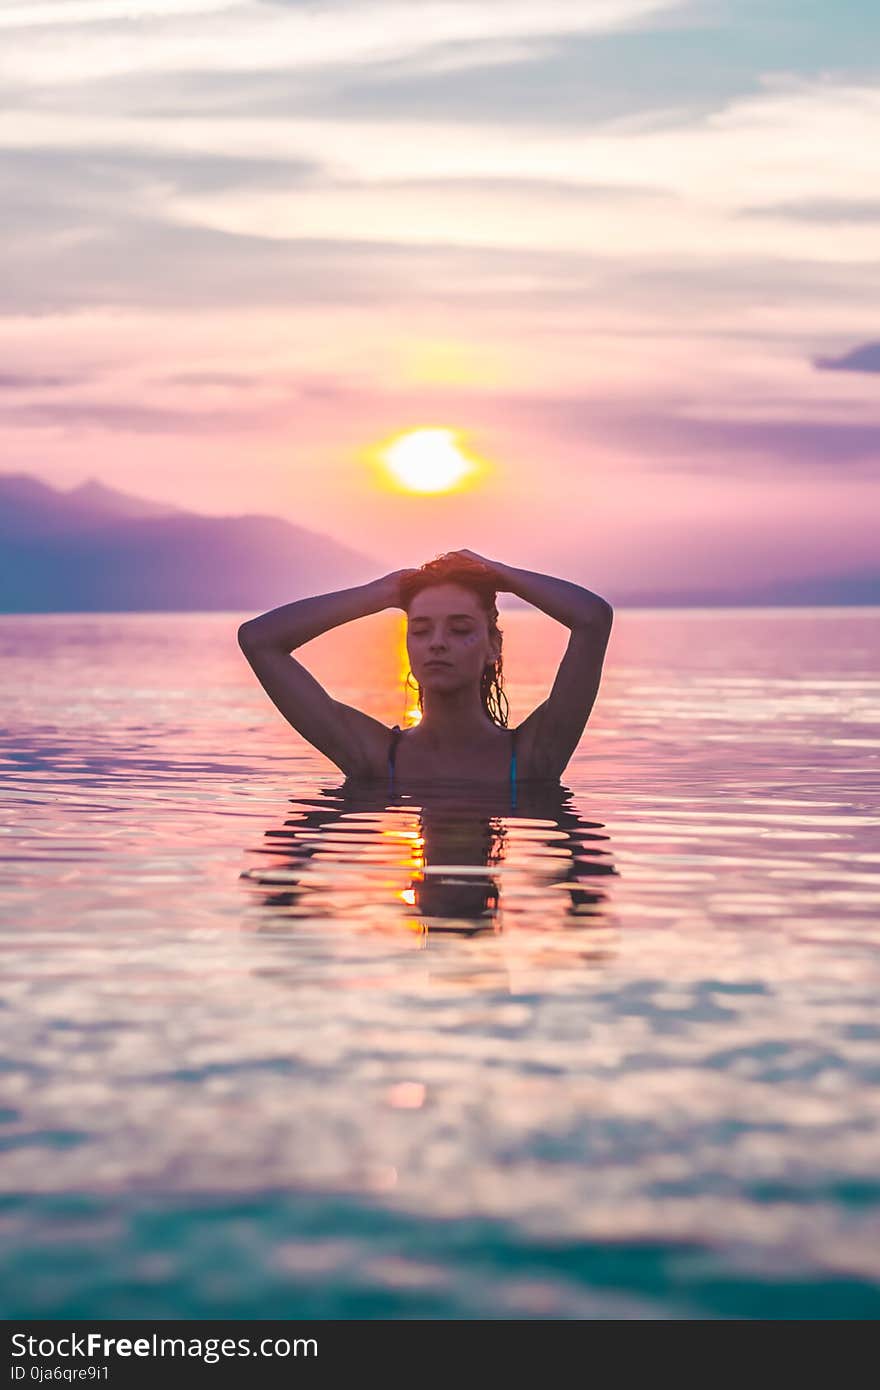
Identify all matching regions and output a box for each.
[450,550,613,779]
[237,570,415,776]
[452,549,612,630]
[238,571,414,652]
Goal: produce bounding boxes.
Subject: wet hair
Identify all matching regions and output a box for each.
[399,552,510,727]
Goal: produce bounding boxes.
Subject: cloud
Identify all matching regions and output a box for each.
[157,370,358,399]
[1,149,875,321]
[0,144,324,198]
[161,370,261,388]
[353,174,675,199]
[76,32,749,129]
[5,201,872,319]
[9,0,876,136]
[0,0,689,89]
[4,210,570,314]
[742,198,880,223]
[0,1,234,25]
[499,392,880,472]
[814,342,880,374]
[0,370,84,389]
[11,375,878,477]
[0,142,673,208]
[3,400,264,434]
[624,412,880,469]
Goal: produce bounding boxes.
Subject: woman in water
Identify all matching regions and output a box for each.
[237,548,613,793]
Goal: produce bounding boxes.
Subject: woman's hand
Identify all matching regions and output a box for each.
[447,549,513,590]
[375,568,420,610]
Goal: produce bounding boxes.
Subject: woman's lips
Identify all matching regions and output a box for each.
[424,660,452,668]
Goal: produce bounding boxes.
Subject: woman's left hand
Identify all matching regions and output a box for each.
[450,549,511,586]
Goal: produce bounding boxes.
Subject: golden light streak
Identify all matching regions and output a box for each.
[396,617,422,727]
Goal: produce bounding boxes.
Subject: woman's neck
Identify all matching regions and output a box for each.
[415,689,499,743]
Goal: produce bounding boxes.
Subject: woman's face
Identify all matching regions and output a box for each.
[406,583,499,694]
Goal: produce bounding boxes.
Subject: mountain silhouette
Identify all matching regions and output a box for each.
[0,473,379,612]
[1,473,876,612]
[614,571,880,607]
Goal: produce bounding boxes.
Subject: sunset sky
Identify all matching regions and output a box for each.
[2,0,879,597]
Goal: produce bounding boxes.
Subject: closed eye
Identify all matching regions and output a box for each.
[410,622,474,634]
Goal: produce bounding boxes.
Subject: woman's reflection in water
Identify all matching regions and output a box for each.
[241,781,619,985]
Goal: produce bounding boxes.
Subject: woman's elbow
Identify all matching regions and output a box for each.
[237,619,259,650]
[584,599,613,629]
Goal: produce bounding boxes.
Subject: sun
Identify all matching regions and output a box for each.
[378,427,480,494]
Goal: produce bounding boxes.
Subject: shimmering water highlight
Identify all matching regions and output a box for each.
[1,608,879,1318]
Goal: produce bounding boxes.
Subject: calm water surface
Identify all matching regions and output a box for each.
[1,608,879,1319]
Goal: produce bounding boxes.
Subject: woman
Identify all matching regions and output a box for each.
[237,548,613,793]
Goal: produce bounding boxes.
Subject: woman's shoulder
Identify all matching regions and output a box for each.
[331,704,399,779]
[507,710,559,780]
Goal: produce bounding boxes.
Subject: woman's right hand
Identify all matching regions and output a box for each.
[375,568,419,610]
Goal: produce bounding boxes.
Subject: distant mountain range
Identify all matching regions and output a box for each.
[0,474,379,612]
[1,473,877,611]
[611,573,880,607]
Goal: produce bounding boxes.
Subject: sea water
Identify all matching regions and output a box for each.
[1,607,878,1319]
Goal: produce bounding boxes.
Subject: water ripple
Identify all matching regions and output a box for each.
[1,610,879,1317]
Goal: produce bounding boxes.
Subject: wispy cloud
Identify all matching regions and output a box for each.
[0,1,238,29]
[0,370,84,389]
[742,198,880,223]
[3,400,263,434]
[0,0,686,83]
[814,342,880,374]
